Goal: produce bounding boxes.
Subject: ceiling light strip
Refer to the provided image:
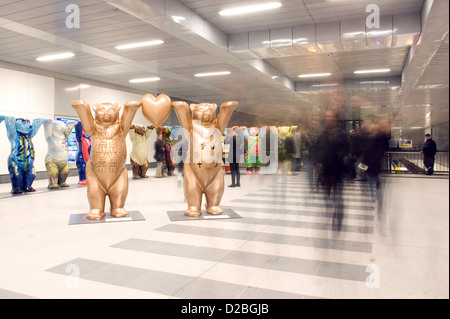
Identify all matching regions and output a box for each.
[129,77,160,83]
[219,2,282,16]
[194,71,231,77]
[298,73,332,78]
[354,69,391,74]
[36,52,75,61]
[115,40,164,50]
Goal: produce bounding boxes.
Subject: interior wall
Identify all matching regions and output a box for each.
[433,121,449,151]
[0,67,54,175]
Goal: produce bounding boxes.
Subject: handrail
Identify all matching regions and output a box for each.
[382,151,449,174]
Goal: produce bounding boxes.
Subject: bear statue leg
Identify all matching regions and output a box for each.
[76,152,87,184]
[8,158,24,194]
[23,159,36,192]
[183,164,203,217]
[131,159,141,179]
[205,168,225,215]
[140,162,149,178]
[46,160,60,189]
[57,162,70,187]
[108,167,129,218]
[85,163,106,220]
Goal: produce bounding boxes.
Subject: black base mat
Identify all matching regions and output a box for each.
[68,210,145,225]
[167,209,242,221]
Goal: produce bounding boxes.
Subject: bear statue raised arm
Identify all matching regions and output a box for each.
[0,115,47,194]
[71,100,141,220]
[171,100,238,217]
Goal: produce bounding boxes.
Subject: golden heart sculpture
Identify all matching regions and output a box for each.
[141,94,172,127]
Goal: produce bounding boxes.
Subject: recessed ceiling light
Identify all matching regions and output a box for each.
[115,40,164,50]
[219,2,282,16]
[36,52,75,62]
[194,71,231,77]
[171,16,186,23]
[298,73,332,78]
[311,83,339,87]
[354,69,391,74]
[65,84,91,91]
[129,77,160,83]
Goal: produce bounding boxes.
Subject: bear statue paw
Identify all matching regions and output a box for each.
[48,184,61,190]
[111,208,129,218]
[86,211,106,220]
[59,183,70,188]
[185,207,202,217]
[206,206,224,215]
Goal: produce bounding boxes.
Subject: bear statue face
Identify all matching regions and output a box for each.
[15,118,32,135]
[249,127,258,137]
[93,103,120,124]
[190,103,217,125]
[134,126,146,136]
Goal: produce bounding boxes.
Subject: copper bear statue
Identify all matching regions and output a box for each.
[72,100,141,220]
[171,101,238,217]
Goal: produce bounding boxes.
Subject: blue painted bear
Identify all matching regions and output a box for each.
[0,116,47,194]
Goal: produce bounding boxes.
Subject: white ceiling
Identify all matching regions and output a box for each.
[0,0,448,129]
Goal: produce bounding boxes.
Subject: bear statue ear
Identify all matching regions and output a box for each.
[211,104,218,112]
[190,104,197,112]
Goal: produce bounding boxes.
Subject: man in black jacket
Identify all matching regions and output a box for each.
[421,134,437,175]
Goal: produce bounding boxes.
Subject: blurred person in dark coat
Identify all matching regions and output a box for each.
[317,108,350,231]
[421,133,437,175]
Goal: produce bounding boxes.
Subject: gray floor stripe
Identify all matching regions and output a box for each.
[155,224,373,252]
[245,192,375,205]
[226,216,374,235]
[231,198,375,211]
[46,257,311,299]
[223,206,374,221]
[111,238,369,282]
[0,288,36,299]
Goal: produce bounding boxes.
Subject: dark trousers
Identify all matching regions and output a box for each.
[423,156,435,175]
[230,162,240,185]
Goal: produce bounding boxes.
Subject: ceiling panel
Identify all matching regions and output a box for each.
[0,0,448,129]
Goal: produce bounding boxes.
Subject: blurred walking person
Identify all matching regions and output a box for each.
[421,133,437,175]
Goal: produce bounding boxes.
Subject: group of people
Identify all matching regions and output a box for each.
[300,109,391,230]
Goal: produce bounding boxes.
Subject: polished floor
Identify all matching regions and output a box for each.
[0,168,448,299]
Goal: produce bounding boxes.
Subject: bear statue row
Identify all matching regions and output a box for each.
[1,94,239,220]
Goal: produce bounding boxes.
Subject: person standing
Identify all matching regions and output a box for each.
[154,131,165,178]
[421,133,437,175]
[227,127,245,187]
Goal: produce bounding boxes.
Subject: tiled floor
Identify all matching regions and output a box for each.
[0,169,448,299]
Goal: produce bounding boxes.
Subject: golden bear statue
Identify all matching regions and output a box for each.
[172,101,238,217]
[71,100,141,220]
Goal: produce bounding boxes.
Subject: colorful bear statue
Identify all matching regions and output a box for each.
[0,115,47,194]
[43,119,78,189]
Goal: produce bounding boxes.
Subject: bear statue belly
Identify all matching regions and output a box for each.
[188,122,222,190]
[89,122,126,191]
